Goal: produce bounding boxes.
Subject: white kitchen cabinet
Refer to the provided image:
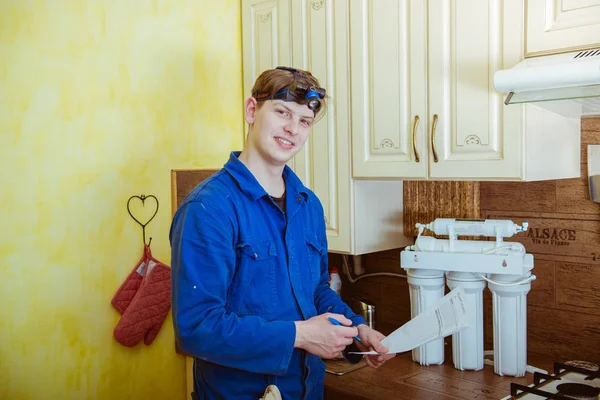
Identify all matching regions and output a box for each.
[242,0,411,254]
[241,0,292,91]
[526,0,600,56]
[350,0,580,181]
[349,0,427,179]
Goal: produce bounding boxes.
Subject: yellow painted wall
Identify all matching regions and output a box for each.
[0,1,244,399]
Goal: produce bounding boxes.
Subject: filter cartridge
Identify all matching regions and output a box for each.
[446,272,486,371]
[423,218,527,238]
[407,269,445,366]
[487,273,532,377]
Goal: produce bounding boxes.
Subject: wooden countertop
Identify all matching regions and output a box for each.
[324,352,556,400]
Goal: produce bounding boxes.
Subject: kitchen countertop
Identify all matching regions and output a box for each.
[324,352,556,400]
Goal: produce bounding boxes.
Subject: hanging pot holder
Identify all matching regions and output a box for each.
[113,245,172,346]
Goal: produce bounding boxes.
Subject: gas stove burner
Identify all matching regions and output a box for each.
[556,383,600,400]
[565,361,600,372]
[509,362,600,399]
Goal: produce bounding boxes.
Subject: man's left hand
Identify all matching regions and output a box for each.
[355,324,396,369]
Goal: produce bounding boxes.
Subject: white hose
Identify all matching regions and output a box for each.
[476,273,536,287]
[341,254,407,283]
[483,244,525,255]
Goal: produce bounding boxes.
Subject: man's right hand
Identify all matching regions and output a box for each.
[293,313,358,359]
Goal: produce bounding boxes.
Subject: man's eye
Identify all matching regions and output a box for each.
[276,109,289,116]
[302,119,313,127]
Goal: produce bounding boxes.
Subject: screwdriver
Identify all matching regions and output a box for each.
[328,317,362,342]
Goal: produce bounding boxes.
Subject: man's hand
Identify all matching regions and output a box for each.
[355,324,396,369]
[294,313,358,359]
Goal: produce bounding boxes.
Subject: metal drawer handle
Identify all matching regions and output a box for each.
[431,114,439,163]
[412,115,420,163]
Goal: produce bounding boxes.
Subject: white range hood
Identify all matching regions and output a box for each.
[494,48,600,117]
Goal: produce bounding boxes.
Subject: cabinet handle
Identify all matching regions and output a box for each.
[431,114,439,163]
[412,115,420,163]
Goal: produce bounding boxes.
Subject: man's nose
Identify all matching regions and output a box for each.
[284,119,300,136]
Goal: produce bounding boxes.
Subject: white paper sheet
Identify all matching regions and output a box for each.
[350,286,470,355]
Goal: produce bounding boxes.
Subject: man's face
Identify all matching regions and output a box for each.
[246,98,315,166]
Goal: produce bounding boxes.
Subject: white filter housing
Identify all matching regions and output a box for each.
[422,219,527,238]
[488,273,532,377]
[407,269,445,366]
[446,272,486,371]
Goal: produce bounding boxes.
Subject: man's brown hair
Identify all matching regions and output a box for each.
[251,67,327,118]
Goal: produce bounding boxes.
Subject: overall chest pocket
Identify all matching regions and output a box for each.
[231,238,278,316]
[305,235,326,287]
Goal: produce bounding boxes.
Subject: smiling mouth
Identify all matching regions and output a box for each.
[276,137,294,147]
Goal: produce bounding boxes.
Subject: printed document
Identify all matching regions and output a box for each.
[350,286,470,355]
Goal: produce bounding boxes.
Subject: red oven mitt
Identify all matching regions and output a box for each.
[113,245,172,347]
[111,249,146,314]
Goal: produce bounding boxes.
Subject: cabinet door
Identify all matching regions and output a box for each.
[427,0,523,180]
[290,0,352,253]
[349,0,428,179]
[241,1,296,169]
[526,0,600,56]
[241,0,292,99]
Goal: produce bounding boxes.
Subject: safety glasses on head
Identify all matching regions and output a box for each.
[253,66,326,115]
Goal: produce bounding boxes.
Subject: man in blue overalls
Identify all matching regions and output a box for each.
[170,66,395,399]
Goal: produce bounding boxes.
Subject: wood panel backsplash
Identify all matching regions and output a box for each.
[333,118,600,363]
[403,181,480,237]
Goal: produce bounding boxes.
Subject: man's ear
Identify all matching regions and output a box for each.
[245,96,258,124]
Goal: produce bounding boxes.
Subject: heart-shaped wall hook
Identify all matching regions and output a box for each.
[127,194,159,246]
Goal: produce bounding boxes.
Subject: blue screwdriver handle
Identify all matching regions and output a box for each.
[328,317,362,342]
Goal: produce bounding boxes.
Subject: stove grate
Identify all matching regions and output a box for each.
[510,382,581,399]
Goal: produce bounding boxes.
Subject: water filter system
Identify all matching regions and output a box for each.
[400,218,535,377]
[446,272,486,371]
[418,218,528,239]
[407,269,445,366]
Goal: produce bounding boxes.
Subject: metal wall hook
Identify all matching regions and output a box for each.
[127,194,159,246]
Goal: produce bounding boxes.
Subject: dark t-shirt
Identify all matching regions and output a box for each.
[271,190,286,214]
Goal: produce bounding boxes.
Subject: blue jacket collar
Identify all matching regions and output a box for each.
[224,151,309,201]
